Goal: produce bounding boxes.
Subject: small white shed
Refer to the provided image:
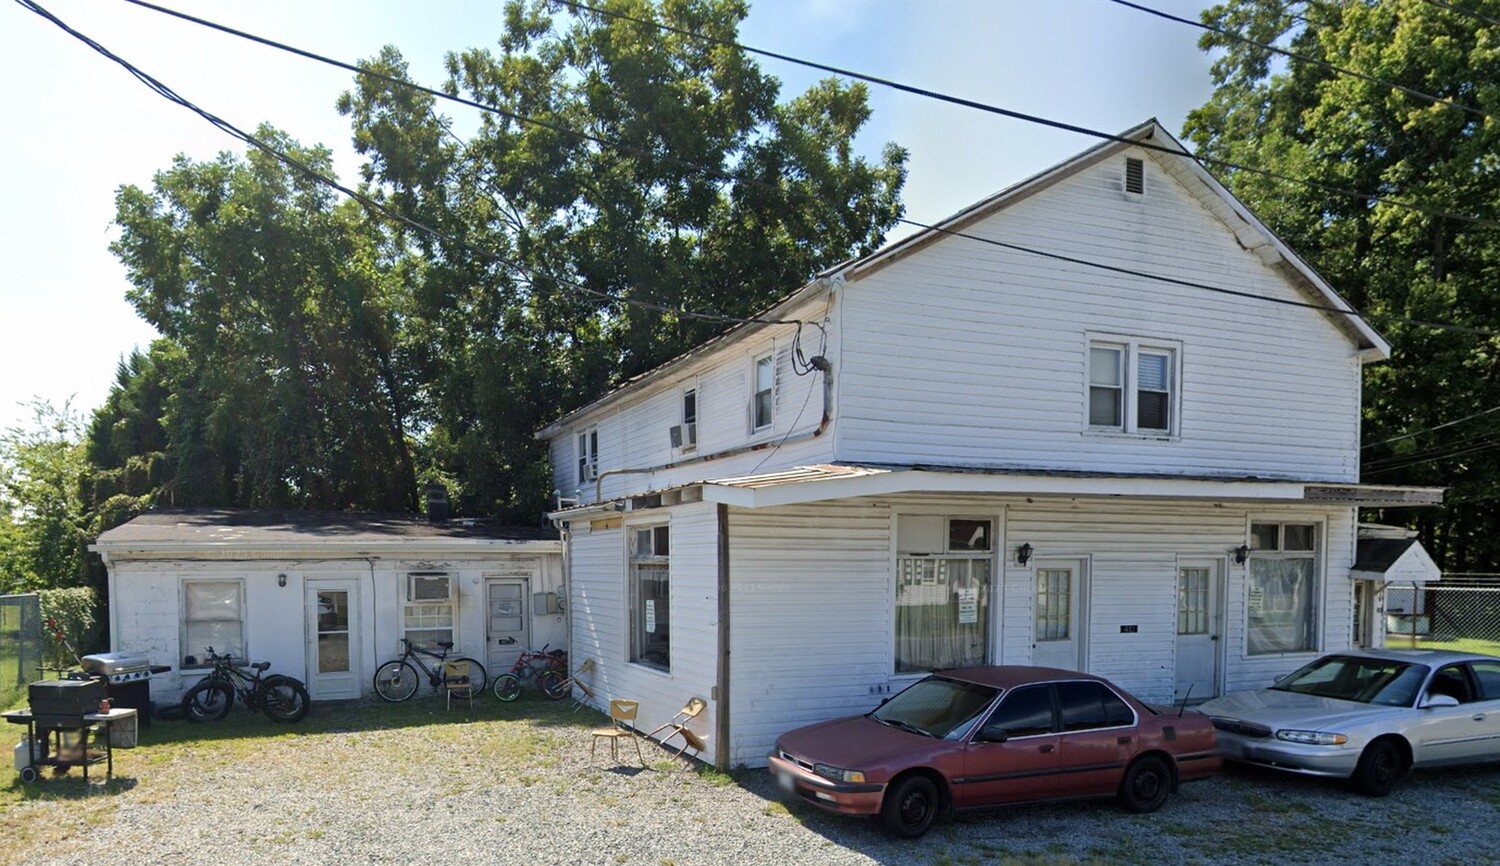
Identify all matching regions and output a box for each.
[92,510,564,703]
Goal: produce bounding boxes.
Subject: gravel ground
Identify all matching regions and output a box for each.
[3,698,1499,866]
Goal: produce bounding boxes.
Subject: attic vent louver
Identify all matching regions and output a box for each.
[1124,157,1144,195]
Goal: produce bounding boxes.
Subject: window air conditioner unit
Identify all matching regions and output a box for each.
[407,573,452,602]
[669,423,698,449]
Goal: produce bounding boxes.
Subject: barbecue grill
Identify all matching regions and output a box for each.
[80,653,171,727]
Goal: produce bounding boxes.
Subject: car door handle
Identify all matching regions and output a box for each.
[1038,744,1055,753]
[1475,714,1487,722]
[1117,736,1133,745]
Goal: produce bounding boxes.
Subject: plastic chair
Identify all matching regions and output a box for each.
[646,696,708,758]
[591,699,645,766]
[444,660,475,710]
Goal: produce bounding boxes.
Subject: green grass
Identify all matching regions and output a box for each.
[1400,636,1500,656]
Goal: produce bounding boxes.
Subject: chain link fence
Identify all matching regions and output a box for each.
[0,593,44,710]
[1387,582,1500,656]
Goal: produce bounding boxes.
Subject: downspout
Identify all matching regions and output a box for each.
[715,502,731,771]
[596,357,834,501]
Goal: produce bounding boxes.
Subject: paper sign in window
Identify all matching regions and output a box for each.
[957,588,979,625]
[645,599,657,634]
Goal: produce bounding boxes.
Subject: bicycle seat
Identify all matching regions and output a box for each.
[547,649,566,658]
[437,641,454,650]
[252,661,271,672]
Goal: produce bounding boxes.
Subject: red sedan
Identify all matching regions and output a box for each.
[769,667,1219,837]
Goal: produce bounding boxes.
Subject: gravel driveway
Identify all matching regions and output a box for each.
[3,697,1498,866]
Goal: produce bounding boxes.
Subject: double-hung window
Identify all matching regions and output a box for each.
[576,427,599,485]
[630,525,670,671]
[1087,337,1177,435]
[1246,522,1318,655]
[895,516,994,673]
[182,579,245,666]
[403,572,454,651]
[751,352,775,432]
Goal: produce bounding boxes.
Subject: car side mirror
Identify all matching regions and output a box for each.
[976,727,1009,744]
[1421,694,1460,709]
[878,697,890,707]
[1273,674,1290,685]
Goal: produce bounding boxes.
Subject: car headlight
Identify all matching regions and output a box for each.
[812,763,866,783]
[1275,729,1348,746]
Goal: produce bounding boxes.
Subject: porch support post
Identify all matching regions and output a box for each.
[715,502,731,771]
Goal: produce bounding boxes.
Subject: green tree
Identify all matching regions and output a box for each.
[0,401,91,592]
[1184,0,1500,571]
[337,0,907,520]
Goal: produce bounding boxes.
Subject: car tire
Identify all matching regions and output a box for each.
[880,774,940,838]
[1118,754,1173,813]
[1351,739,1403,797]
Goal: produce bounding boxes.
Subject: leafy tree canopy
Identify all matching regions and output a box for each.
[0,401,91,592]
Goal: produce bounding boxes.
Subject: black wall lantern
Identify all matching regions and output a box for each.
[277,573,287,587]
[1016,543,1034,566]
[1233,545,1250,565]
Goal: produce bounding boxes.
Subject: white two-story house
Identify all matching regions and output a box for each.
[538,120,1443,770]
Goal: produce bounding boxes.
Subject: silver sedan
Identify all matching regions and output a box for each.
[1198,649,1500,795]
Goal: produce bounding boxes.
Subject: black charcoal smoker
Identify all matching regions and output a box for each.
[79,653,171,727]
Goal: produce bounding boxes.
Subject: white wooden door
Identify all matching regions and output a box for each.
[1033,560,1085,671]
[486,577,529,676]
[1174,561,1221,702]
[306,579,360,700]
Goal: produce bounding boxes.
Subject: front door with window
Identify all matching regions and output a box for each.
[1033,560,1086,671]
[305,578,360,700]
[486,576,530,677]
[1174,561,1222,702]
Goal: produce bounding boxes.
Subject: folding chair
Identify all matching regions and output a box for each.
[591,699,645,766]
[646,696,708,759]
[567,658,598,711]
[444,659,475,710]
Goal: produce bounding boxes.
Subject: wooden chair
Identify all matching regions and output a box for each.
[646,696,708,759]
[444,659,475,710]
[591,699,645,766]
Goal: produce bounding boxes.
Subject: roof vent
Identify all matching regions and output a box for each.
[424,482,451,523]
[1125,157,1144,195]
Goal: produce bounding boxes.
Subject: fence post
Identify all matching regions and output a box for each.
[1410,581,1419,649]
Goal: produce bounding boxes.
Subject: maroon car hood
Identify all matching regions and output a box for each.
[777,715,935,767]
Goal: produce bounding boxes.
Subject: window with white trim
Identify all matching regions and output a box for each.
[403,572,454,651]
[1087,337,1177,434]
[751,352,775,431]
[576,426,598,485]
[630,525,670,671]
[895,516,993,673]
[680,386,698,451]
[182,579,245,666]
[1246,522,1318,655]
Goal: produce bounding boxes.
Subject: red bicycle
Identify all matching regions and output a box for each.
[491,645,567,701]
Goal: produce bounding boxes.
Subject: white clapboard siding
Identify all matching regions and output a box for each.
[568,500,721,748]
[724,495,1357,765]
[836,145,1362,483]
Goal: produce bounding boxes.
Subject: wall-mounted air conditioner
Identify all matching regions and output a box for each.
[669,423,698,449]
[407,573,453,602]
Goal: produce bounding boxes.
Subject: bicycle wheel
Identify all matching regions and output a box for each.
[183,679,233,722]
[493,672,522,702]
[447,657,487,698]
[373,660,420,702]
[260,674,311,722]
[539,670,570,701]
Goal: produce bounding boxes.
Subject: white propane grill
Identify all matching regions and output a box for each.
[80,653,153,683]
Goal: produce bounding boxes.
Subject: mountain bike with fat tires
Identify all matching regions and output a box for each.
[181,647,310,723]
[373,638,487,702]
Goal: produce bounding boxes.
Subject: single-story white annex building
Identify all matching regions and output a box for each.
[93,510,563,703]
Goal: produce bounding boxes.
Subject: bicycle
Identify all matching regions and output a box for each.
[373,638,487,702]
[491,645,567,701]
[181,647,311,723]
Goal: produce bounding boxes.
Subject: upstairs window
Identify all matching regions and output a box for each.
[1087,337,1177,435]
[752,353,775,431]
[677,386,698,451]
[576,427,599,485]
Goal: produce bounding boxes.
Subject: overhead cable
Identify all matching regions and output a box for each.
[1363,403,1500,449]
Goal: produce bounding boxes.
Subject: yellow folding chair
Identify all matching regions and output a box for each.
[591,699,645,766]
[646,696,708,759]
[444,659,476,710]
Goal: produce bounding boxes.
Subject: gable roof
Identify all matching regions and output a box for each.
[537,119,1389,439]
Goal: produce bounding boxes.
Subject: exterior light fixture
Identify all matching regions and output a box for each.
[278,573,287,587]
[1016,543,1033,566]
[1233,545,1250,565]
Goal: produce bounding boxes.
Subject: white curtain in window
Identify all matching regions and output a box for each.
[184,581,244,660]
[896,559,990,672]
[1247,558,1315,654]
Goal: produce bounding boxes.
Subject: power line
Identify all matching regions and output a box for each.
[1108,0,1496,123]
[17,0,811,334]
[103,0,1500,339]
[1363,404,1500,449]
[1414,0,1500,28]
[555,0,1500,231]
[1364,438,1500,475]
[1364,428,1500,469]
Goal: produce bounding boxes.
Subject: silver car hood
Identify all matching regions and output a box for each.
[1199,689,1390,732]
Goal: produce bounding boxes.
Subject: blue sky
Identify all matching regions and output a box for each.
[0,0,1216,433]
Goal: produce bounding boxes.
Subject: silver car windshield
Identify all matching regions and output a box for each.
[869,677,1000,740]
[1271,655,1430,706]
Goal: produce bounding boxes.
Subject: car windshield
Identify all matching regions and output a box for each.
[869,676,1000,740]
[1271,655,1430,706]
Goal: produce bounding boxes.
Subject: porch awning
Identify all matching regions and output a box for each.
[1350,537,1442,584]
